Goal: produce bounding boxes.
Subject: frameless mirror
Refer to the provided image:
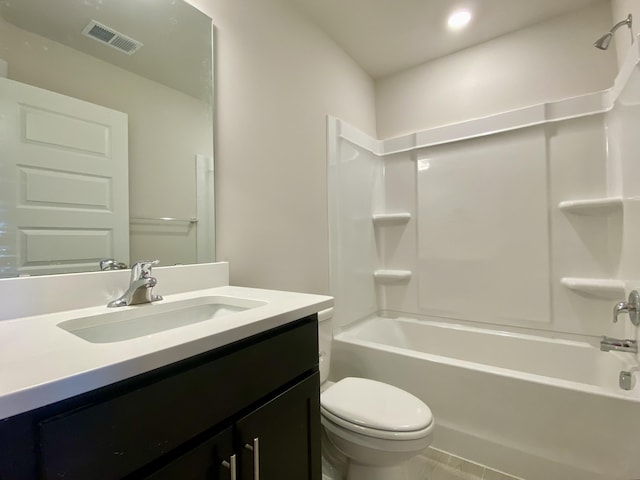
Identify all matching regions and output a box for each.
[0,0,215,278]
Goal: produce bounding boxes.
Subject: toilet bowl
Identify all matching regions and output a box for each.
[318,310,434,480]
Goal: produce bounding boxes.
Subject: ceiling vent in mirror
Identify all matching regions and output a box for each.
[82,20,144,55]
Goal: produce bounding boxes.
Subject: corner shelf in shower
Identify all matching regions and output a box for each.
[560,277,625,299]
[374,269,412,283]
[558,197,622,215]
[372,212,412,225]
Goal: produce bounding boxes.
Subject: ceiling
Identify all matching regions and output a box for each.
[283,0,604,78]
[1,0,607,91]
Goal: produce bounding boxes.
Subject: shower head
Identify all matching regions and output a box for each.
[594,32,613,50]
[594,13,632,50]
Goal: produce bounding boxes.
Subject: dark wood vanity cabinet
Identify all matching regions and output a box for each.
[0,315,321,480]
[145,374,319,480]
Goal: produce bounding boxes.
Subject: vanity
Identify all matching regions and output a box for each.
[0,262,333,480]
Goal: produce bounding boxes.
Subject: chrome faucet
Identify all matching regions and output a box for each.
[602,291,640,354]
[613,290,640,326]
[99,258,128,271]
[107,260,163,308]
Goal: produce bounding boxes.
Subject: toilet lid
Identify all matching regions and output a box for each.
[320,377,432,432]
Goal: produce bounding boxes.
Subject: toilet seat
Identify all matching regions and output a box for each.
[320,377,433,441]
[321,406,433,441]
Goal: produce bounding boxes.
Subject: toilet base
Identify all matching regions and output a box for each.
[322,454,343,480]
[347,461,409,480]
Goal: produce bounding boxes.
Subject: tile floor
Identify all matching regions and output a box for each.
[408,447,525,480]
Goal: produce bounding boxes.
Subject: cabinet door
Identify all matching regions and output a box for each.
[143,427,236,480]
[236,373,321,480]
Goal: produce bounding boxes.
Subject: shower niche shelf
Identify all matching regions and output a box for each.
[372,212,412,225]
[374,269,412,283]
[558,197,622,215]
[560,277,625,299]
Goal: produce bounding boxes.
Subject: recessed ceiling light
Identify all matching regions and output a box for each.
[448,9,472,30]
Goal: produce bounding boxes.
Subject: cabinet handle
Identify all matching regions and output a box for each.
[221,454,237,480]
[244,437,260,480]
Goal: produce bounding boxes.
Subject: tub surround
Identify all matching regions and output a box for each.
[328,33,640,342]
[0,262,333,419]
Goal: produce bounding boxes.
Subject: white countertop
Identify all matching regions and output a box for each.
[0,285,333,419]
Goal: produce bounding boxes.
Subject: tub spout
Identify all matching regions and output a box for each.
[600,336,638,353]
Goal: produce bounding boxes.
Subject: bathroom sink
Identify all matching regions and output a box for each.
[57,296,266,343]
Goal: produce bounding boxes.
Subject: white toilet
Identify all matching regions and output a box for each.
[318,310,435,480]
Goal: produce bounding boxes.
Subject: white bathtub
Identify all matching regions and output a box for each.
[330,315,640,480]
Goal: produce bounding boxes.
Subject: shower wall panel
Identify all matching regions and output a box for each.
[377,114,622,337]
[415,127,551,325]
[329,46,640,337]
[328,118,382,329]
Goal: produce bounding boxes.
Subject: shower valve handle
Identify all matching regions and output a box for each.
[613,290,640,326]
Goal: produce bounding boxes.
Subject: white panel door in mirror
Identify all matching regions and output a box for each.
[0,77,128,277]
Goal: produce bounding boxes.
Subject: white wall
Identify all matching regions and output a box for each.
[375,1,617,139]
[185,0,377,295]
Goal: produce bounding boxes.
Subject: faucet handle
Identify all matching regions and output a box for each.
[613,290,640,326]
[130,259,160,280]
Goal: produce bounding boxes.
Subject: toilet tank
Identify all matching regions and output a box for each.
[318,308,333,384]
